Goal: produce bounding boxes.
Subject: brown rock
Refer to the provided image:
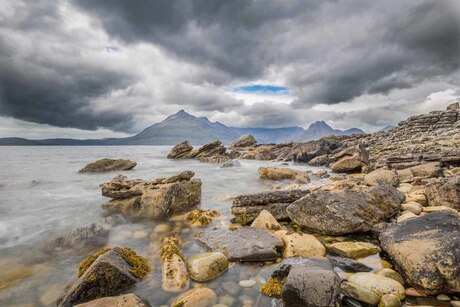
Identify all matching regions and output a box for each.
[258,167,310,183]
[74,294,150,307]
[79,159,137,173]
[425,175,460,210]
[167,141,194,159]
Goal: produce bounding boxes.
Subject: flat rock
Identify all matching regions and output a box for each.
[79,159,137,173]
[258,167,310,183]
[287,185,404,235]
[328,241,380,259]
[171,287,218,307]
[379,211,460,295]
[195,227,283,262]
[74,293,150,307]
[364,168,399,186]
[273,230,326,258]
[425,175,460,210]
[327,256,373,272]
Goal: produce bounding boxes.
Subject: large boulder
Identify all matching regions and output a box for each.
[379,211,460,295]
[287,185,404,235]
[101,172,201,218]
[425,175,460,210]
[273,230,326,258]
[364,168,399,186]
[258,167,310,183]
[195,227,283,262]
[58,247,150,307]
[194,141,227,158]
[230,134,257,148]
[167,141,194,159]
[231,189,309,224]
[331,144,369,173]
[79,159,137,173]
[74,294,150,307]
[396,162,443,183]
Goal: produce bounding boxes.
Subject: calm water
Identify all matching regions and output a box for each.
[0,146,385,306]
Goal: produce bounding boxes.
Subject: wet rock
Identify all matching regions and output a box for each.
[160,237,189,293]
[307,154,330,166]
[258,167,310,183]
[340,281,381,305]
[79,159,136,173]
[239,279,257,288]
[273,230,326,258]
[220,160,241,168]
[287,185,404,235]
[184,209,220,227]
[187,252,228,282]
[40,284,63,306]
[328,242,380,258]
[327,256,373,272]
[232,189,309,224]
[162,171,195,184]
[251,210,282,230]
[230,135,257,148]
[375,268,405,285]
[195,227,283,262]
[167,141,194,159]
[364,168,399,186]
[194,141,227,158]
[74,293,150,307]
[425,175,460,210]
[379,211,460,295]
[171,287,218,307]
[348,273,405,300]
[331,144,369,173]
[58,247,149,307]
[400,202,422,215]
[378,294,401,307]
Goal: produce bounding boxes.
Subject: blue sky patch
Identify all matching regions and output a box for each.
[231,84,289,95]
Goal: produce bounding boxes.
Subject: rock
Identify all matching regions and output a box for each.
[287,185,404,235]
[239,279,257,288]
[194,141,227,158]
[184,209,220,227]
[167,141,194,159]
[195,227,283,262]
[425,175,460,210]
[307,154,330,166]
[74,294,150,307]
[331,144,369,173]
[327,256,373,272]
[40,284,63,306]
[58,247,150,307]
[447,102,460,110]
[340,281,381,305]
[400,202,422,215]
[279,258,341,307]
[273,230,326,258]
[220,160,241,168]
[255,150,276,161]
[197,155,230,164]
[79,159,136,173]
[364,168,399,186]
[230,135,257,148]
[251,210,282,231]
[436,294,451,301]
[171,288,218,307]
[422,206,458,214]
[396,162,443,183]
[378,294,400,307]
[328,242,380,258]
[396,212,417,223]
[375,268,405,285]
[232,189,309,224]
[348,273,405,300]
[187,252,228,282]
[379,211,460,295]
[259,167,310,183]
[160,238,189,292]
[101,174,201,218]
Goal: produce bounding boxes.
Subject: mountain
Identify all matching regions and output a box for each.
[0,110,365,145]
[379,125,396,132]
[296,121,365,142]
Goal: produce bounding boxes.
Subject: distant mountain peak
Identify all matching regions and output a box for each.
[307,120,331,129]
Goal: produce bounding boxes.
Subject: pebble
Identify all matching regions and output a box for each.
[239,279,256,288]
[451,301,460,307]
[132,230,148,239]
[400,202,422,215]
[218,294,236,306]
[436,294,451,301]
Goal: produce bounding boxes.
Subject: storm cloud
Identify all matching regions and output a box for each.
[0,0,459,136]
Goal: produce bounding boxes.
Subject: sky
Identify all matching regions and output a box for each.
[0,0,459,139]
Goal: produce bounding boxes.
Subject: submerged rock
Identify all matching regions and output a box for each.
[220,160,241,168]
[187,252,228,282]
[348,273,405,300]
[195,227,283,262]
[379,211,460,295]
[287,185,404,235]
[79,158,137,173]
[74,293,150,307]
[258,167,310,183]
[171,287,218,307]
[230,134,257,148]
[327,256,373,272]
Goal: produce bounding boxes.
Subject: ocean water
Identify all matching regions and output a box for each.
[0,146,384,306]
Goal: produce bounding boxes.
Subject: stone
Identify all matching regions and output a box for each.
[447,102,460,110]
[194,141,227,158]
[364,168,399,186]
[307,154,330,166]
[74,294,150,307]
[230,135,257,148]
[273,230,326,258]
[375,268,405,285]
[425,175,460,210]
[58,247,149,307]
[331,144,369,173]
[220,160,241,168]
[251,210,282,230]
[396,162,443,183]
[328,242,380,258]
[239,279,257,288]
[378,294,401,307]
[195,227,283,262]
[167,141,194,159]
[258,167,310,183]
[231,189,309,224]
[327,256,373,272]
[287,185,404,235]
[422,206,458,214]
[400,202,422,215]
[171,288,218,307]
[348,273,405,300]
[79,158,136,173]
[396,212,417,223]
[40,285,63,306]
[340,281,381,305]
[436,294,451,301]
[379,211,460,295]
[162,171,195,184]
[160,238,189,293]
[255,150,276,160]
[187,252,228,282]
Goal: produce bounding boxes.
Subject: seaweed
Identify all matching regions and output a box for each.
[118,247,151,279]
[78,247,111,277]
[260,277,286,298]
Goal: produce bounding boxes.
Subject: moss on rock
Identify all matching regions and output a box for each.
[78,247,111,277]
[260,277,286,298]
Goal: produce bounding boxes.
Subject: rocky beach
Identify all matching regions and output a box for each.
[0,104,458,306]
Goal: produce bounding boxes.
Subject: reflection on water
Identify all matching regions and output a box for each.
[0,146,386,306]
